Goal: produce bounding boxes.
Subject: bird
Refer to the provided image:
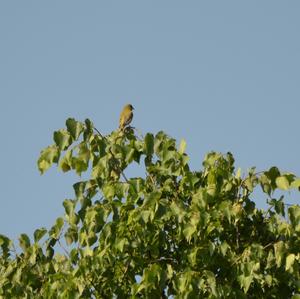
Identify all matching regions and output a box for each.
[119,104,134,131]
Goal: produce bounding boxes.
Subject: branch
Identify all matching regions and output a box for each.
[93,127,104,139]
[58,239,70,258]
[57,221,70,258]
[93,127,129,183]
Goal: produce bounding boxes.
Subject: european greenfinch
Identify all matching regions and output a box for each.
[119,104,134,130]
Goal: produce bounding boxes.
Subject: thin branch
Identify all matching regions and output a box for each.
[93,127,104,139]
[151,257,178,265]
[263,242,273,250]
[235,225,240,249]
[55,221,70,258]
[132,127,144,140]
[58,239,70,258]
[93,126,129,184]
[121,171,129,183]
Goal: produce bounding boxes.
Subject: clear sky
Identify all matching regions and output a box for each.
[1,1,299,241]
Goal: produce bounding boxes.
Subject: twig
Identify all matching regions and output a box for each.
[93,127,104,139]
[148,173,156,185]
[132,127,144,140]
[58,239,70,258]
[93,126,129,184]
[56,221,70,258]
[236,225,240,249]
[121,259,131,282]
[237,171,265,199]
[263,242,273,250]
[151,257,178,265]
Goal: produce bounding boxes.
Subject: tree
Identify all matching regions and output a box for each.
[1,118,300,298]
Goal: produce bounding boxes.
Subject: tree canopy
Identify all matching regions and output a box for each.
[1,118,300,298]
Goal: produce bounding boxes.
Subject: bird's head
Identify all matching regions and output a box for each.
[126,104,134,111]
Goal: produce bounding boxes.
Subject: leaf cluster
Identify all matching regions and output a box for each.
[1,118,300,298]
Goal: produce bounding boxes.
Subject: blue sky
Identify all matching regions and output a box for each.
[1,1,299,240]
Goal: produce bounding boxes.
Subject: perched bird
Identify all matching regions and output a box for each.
[119,104,134,131]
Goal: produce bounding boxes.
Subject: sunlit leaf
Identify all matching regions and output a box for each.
[274,241,285,267]
[37,145,60,174]
[66,118,84,140]
[276,176,290,190]
[19,234,30,251]
[53,129,72,151]
[285,253,295,271]
[144,133,154,156]
[33,228,47,242]
[49,217,64,239]
[178,139,186,154]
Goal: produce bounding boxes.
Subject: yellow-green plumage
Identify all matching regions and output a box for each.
[119,104,134,130]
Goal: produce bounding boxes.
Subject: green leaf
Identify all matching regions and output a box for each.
[103,183,116,200]
[154,131,167,155]
[64,227,78,245]
[33,228,47,242]
[266,250,275,269]
[46,245,54,259]
[219,201,232,223]
[235,167,242,179]
[167,264,173,280]
[142,264,163,288]
[71,142,90,175]
[143,191,161,208]
[53,129,72,151]
[66,118,84,140]
[269,197,285,216]
[19,234,30,251]
[265,274,272,286]
[37,145,60,174]
[220,241,230,256]
[125,147,136,164]
[203,270,217,296]
[276,176,290,190]
[59,150,73,172]
[63,199,79,226]
[291,178,300,190]
[177,270,192,294]
[243,176,257,193]
[288,205,300,231]
[0,234,10,246]
[285,253,295,271]
[259,174,271,195]
[170,200,186,223]
[188,248,198,266]
[73,181,86,201]
[49,217,64,239]
[265,166,281,184]
[274,241,285,267]
[238,275,253,293]
[144,133,154,156]
[178,139,187,154]
[65,234,73,246]
[140,210,153,224]
[209,241,216,256]
[71,158,88,176]
[84,118,94,134]
[183,223,196,242]
[63,199,76,216]
[0,234,12,254]
[115,238,126,252]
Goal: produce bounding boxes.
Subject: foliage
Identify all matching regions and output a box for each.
[1,118,300,298]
